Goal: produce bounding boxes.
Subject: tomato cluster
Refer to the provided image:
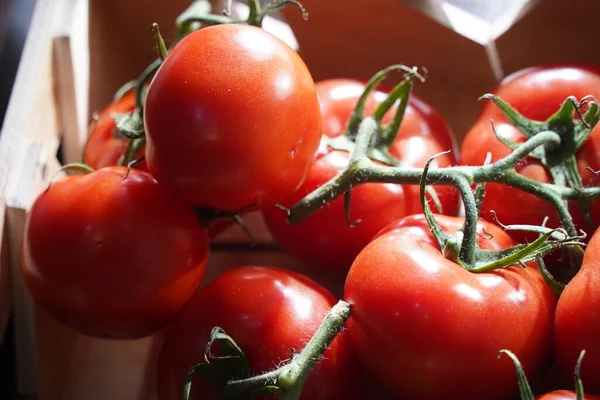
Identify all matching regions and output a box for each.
[18,4,600,400]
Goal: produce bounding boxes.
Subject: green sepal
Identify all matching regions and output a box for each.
[536,257,565,296]
[575,350,586,400]
[343,187,361,228]
[112,110,144,139]
[470,226,585,273]
[498,349,534,400]
[479,94,546,139]
[183,327,252,400]
[484,94,600,232]
[419,152,456,261]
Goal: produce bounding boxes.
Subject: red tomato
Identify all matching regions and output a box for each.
[344,214,557,400]
[22,167,209,339]
[461,65,600,244]
[157,266,360,400]
[84,91,147,171]
[262,79,459,276]
[536,390,600,400]
[144,24,322,213]
[555,226,600,394]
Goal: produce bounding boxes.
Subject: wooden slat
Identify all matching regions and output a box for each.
[0,0,61,396]
[281,0,499,141]
[53,0,90,164]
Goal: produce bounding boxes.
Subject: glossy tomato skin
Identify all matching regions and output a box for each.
[555,227,600,394]
[461,65,600,243]
[84,91,147,171]
[144,24,322,213]
[344,214,557,400]
[536,390,600,400]
[22,167,209,339]
[262,79,459,275]
[157,266,360,400]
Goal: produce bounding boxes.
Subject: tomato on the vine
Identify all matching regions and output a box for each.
[157,266,360,400]
[461,65,600,244]
[555,226,600,394]
[144,24,322,213]
[344,214,557,400]
[262,79,459,275]
[84,91,147,171]
[22,167,209,339]
[316,78,458,153]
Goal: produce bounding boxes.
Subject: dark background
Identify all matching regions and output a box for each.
[1,0,37,398]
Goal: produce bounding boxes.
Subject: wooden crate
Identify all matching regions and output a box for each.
[2,0,600,398]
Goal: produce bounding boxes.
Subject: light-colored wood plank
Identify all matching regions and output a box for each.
[53,0,90,164]
[5,139,62,396]
[0,0,62,396]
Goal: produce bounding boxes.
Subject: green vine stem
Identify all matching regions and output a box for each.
[201,300,351,400]
[288,115,594,271]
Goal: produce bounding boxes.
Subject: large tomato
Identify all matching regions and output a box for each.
[460,65,600,244]
[262,79,459,276]
[144,24,322,213]
[22,167,209,339]
[84,91,147,171]
[344,214,557,400]
[157,266,360,400]
[555,226,600,394]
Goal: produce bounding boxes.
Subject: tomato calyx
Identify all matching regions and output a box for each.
[419,155,583,273]
[482,93,600,225]
[184,301,350,400]
[183,327,258,399]
[319,64,443,218]
[501,349,587,400]
[324,64,426,164]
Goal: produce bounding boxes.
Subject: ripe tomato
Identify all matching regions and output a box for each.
[461,65,600,244]
[84,91,147,171]
[344,214,557,400]
[144,24,322,213]
[22,167,209,339]
[536,391,600,400]
[262,79,459,276]
[157,266,360,400]
[555,226,600,394]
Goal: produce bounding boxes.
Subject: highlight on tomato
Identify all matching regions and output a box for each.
[144,23,323,213]
[21,166,210,339]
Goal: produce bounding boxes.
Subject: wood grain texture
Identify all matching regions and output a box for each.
[281,0,499,141]
[497,0,600,75]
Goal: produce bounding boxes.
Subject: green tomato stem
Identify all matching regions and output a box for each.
[221,300,351,399]
[277,300,350,400]
[288,119,592,271]
[151,23,169,61]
